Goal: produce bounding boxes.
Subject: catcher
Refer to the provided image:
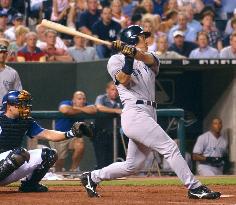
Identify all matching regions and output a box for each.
[192,117,228,176]
[0,89,92,192]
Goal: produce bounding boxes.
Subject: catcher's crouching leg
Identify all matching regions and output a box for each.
[19,148,58,192]
[0,148,30,181]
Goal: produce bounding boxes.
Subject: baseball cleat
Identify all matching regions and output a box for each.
[19,181,48,192]
[188,185,221,199]
[80,172,100,197]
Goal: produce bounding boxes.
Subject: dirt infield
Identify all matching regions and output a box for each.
[0,184,236,205]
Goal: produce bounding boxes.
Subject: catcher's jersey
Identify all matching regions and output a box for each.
[107,53,159,106]
[193,131,228,157]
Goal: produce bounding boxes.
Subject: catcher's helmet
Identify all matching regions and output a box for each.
[1,90,32,119]
[120,25,151,45]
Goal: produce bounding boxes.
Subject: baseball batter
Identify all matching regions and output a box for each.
[80,25,221,199]
[0,90,92,192]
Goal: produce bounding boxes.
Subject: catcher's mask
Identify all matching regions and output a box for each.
[1,90,32,119]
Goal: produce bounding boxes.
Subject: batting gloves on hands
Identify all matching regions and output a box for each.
[112,40,137,58]
[65,122,93,139]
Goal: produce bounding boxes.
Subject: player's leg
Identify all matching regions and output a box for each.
[80,139,151,197]
[18,147,58,192]
[69,138,85,171]
[0,148,30,185]
[122,109,220,199]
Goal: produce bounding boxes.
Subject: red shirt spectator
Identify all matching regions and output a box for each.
[17,32,46,62]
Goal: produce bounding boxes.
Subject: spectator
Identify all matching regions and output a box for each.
[168,12,198,44]
[111,0,128,29]
[163,0,179,15]
[93,81,122,169]
[220,32,236,58]
[142,15,158,52]
[68,36,98,62]
[0,0,19,24]
[0,10,8,31]
[4,13,24,41]
[67,0,86,29]
[152,0,165,16]
[17,32,46,62]
[0,38,22,105]
[156,35,185,58]
[224,8,236,35]
[122,0,138,18]
[168,30,198,57]
[223,17,236,47]
[51,0,70,25]
[159,9,178,33]
[77,0,100,35]
[8,25,29,61]
[192,118,228,176]
[92,7,121,58]
[182,4,202,33]
[42,29,73,62]
[217,0,236,20]
[176,0,204,14]
[51,91,97,172]
[201,11,223,50]
[140,0,154,14]
[189,31,219,58]
[36,24,68,51]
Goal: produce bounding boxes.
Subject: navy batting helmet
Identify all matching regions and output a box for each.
[1,90,32,118]
[120,25,151,45]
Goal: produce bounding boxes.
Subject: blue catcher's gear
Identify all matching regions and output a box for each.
[1,90,32,119]
[120,25,151,45]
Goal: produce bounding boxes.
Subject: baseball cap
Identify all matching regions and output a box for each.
[12,13,24,21]
[0,38,9,52]
[173,30,184,38]
[0,10,7,17]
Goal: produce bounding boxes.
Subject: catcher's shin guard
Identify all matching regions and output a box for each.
[25,148,58,184]
[0,147,30,181]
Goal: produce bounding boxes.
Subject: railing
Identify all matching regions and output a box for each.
[31,108,185,161]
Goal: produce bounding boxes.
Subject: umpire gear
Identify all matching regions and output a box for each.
[120,25,151,45]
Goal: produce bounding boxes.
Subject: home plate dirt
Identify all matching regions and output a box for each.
[0,185,236,205]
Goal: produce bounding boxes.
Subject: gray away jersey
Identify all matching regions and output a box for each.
[193,131,228,157]
[0,65,22,105]
[107,53,159,105]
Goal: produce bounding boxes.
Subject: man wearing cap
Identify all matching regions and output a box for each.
[0,38,22,106]
[169,30,197,57]
[4,13,24,41]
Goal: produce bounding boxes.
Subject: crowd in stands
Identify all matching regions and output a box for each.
[1,0,236,61]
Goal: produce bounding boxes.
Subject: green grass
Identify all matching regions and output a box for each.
[7,176,236,187]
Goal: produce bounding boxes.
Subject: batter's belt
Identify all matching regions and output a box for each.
[136,100,158,109]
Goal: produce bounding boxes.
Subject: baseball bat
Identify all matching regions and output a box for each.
[40,19,112,46]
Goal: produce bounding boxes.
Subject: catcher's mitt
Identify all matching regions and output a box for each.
[65,122,93,139]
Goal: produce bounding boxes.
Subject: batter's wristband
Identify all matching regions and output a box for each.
[122,56,134,75]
